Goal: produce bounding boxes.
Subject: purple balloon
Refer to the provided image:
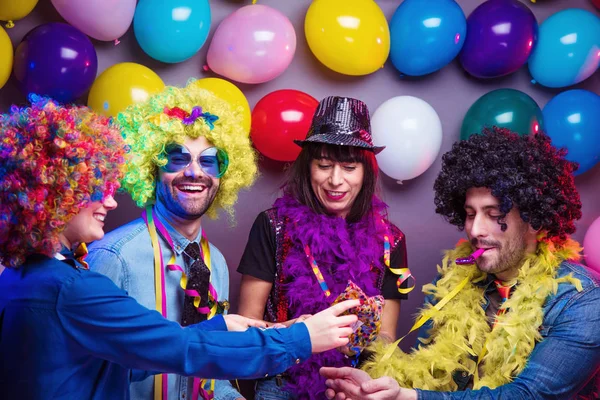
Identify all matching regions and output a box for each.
[13,23,98,103]
[459,0,537,78]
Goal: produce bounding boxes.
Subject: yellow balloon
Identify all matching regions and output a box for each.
[88,62,165,117]
[0,25,12,89]
[193,77,251,133]
[305,0,390,76]
[0,0,38,25]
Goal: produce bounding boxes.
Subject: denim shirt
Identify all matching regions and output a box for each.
[416,261,600,400]
[0,255,312,399]
[87,202,241,400]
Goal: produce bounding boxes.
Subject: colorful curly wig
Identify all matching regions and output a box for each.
[117,79,257,219]
[0,95,127,268]
[433,127,582,244]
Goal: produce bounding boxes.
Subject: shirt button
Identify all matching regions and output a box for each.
[265,373,269,377]
[295,358,300,364]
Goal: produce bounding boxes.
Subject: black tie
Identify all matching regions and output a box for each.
[181,242,211,326]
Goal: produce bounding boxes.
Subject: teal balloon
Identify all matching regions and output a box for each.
[528,9,600,88]
[543,90,600,175]
[134,0,211,63]
[461,89,544,140]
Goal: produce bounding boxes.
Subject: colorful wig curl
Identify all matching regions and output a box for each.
[117,79,257,219]
[0,95,127,268]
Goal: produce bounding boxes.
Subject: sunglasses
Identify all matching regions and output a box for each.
[160,143,229,178]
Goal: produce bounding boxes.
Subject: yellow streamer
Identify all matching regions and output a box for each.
[381,277,470,361]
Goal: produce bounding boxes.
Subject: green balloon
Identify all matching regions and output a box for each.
[460,88,544,140]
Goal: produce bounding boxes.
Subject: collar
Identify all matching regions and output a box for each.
[153,202,202,255]
[55,244,89,269]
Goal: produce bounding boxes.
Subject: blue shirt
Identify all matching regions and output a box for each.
[87,203,240,400]
[416,261,600,399]
[0,255,311,399]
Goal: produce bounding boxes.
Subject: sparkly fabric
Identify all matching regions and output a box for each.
[181,242,210,326]
[264,194,402,400]
[332,281,384,356]
[294,96,385,154]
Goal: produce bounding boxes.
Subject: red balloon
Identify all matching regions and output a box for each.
[251,89,318,162]
[592,0,600,9]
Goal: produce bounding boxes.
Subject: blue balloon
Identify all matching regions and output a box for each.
[134,0,211,63]
[388,0,466,76]
[528,9,600,88]
[543,90,600,176]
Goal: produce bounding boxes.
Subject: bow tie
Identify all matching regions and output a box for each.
[60,243,89,269]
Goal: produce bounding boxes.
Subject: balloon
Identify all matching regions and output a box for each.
[584,217,600,273]
[528,9,600,88]
[592,0,600,9]
[13,23,97,103]
[372,96,443,182]
[192,78,251,134]
[461,89,543,140]
[251,90,318,162]
[51,0,135,41]
[207,4,296,84]
[134,0,211,63]
[0,25,12,89]
[542,90,600,176]
[87,62,165,117]
[0,0,37,26]
[389,0,466,76]
[305,0,390,76]
[460,0,537,78]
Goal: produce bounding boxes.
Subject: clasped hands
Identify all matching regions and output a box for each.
[319,367,417,400]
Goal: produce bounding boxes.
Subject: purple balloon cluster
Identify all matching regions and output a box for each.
[459,0,537,79]
[13,23,97,103]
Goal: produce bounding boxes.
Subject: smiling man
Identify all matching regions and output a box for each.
[320,127,600,399]
[87,80,257,400]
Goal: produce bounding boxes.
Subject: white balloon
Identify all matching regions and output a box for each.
[371,96,443,182]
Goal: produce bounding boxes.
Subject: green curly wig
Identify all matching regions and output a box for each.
[117,79,257,219]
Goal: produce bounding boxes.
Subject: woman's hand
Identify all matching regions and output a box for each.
[223,314,267,332]
[273,314,312,328]
[302,300,360,353]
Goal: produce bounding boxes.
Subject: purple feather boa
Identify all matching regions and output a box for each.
[273,194,390,399]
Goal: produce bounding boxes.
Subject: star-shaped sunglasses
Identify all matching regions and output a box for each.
[160,143,229,178]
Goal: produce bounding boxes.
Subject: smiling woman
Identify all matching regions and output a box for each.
[237,96,414,400]
[0,95,126,268]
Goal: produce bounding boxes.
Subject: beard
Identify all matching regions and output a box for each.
[472,227,529,277]
[156,175,219,220]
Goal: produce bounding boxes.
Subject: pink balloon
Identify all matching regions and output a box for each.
[51,0,135,41]
[207,4,296,84]
[584,217,600,273]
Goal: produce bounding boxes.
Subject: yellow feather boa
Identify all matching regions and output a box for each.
[363,239,583,390]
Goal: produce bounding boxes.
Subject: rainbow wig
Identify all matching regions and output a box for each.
[117,79,257,219]
[0,95,127,268]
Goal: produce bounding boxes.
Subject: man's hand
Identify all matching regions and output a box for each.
[223,314,267,332]
[303,300,360,353]
[320,367,417,400]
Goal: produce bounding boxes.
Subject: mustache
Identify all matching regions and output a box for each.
[471,238,501,249]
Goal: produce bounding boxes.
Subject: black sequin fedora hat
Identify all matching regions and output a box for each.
[294,96,385,154]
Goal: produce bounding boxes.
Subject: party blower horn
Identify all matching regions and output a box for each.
[455,248,487,265]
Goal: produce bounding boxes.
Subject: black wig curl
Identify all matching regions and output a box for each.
[433,127,582,243]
